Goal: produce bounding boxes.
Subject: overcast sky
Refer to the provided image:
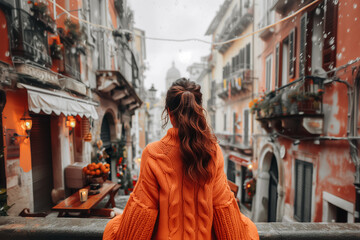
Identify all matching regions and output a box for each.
[129,0,221,95]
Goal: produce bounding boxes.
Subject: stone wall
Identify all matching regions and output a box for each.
[1,217,360,240]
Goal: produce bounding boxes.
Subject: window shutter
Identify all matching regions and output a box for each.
[246,43,251,69]
[299,13,307,77]
[275,43,280,88]
[244,109,249,146]
[323,0,338,73]
[240,48,245,69]
[289,28,296,78]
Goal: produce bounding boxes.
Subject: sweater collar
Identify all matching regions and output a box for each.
[161,127,180,146]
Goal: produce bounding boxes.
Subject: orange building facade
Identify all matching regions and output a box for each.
[0,0,143,215]
[252,0,360,223]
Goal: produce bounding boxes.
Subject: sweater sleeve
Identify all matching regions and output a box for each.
[212,145,259,240]
[103,147,159,240]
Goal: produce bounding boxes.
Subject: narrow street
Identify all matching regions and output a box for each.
[0,0,359,239]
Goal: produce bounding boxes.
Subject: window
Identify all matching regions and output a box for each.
[299,13,307,77]
[243,109,250,146]
[265,54,272,91]
[289,29,296,78]
[294,160,313,222]
[311,5,324,74]
[282,37,289,86]
[275,43,280,88]
[227,159,236,182]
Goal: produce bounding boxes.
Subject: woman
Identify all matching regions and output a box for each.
[103,78,259,240]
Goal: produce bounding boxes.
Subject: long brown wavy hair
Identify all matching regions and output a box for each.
[162,78,217,183]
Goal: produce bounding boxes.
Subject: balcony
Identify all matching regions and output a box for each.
[9,9,52,67]
[218,69,253,100]
[217,6,253,53]
[56,29,81,81]
[96,70,142,112]
[216,132,252,156]
[258,11,275,40]
[272,0,314,15]
[253,76,325,138]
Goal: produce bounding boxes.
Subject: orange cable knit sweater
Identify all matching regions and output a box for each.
[103,128,259,240]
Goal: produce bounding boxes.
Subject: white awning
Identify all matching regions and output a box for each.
[17,83,99,119]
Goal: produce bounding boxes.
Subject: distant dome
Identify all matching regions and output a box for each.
[166,61,181,80]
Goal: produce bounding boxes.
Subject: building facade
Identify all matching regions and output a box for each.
[0,0,144,215]
[205,0,256,216]
[252,0,360,223]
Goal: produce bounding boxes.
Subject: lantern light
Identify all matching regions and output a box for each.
[66,116,76,129]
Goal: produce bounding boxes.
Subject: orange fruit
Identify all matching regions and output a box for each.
[86,170,91,175]
[90,171,96,175]
[105,163,110,168]
[104,168,109,174]
[100,165,106,172]
[83,167,87,172]
[87,164,92,169]
[95,169,101,176]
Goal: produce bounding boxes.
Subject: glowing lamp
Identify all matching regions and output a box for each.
[66,116,76,129]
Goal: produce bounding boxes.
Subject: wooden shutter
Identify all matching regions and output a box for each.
[243,109,249,146]
[240,48,245,69]
[323,0,338,73]
[246,43,251,69]
[299,13,307,77]
[275,43,280,88]
[289,28,296,78]
[294,160,313,222]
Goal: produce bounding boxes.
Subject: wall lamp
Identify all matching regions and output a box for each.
[14,111,32,137]
[66,116,76,129]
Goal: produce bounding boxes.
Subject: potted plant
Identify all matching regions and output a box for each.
[0,188,14,216]
[28,1,56,33]
[64,18,86,45]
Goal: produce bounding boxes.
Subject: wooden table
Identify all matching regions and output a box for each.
[52,182,120,218]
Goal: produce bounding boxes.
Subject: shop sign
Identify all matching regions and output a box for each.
[229,154,249,166]
[15,63,59,87]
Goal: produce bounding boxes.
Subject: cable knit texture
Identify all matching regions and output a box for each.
[103,128,259,240]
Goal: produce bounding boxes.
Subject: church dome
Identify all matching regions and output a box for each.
[166,61,181,80]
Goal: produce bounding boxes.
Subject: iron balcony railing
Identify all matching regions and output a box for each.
[253,76,325,119]
[9,8,52,67]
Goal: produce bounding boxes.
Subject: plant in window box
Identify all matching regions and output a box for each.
[28,1,56,33]
[248,97,260,116]
[64,18,86,45]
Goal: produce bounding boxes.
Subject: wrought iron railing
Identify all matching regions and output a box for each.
[253,76,325,119]
[9,9,52,67]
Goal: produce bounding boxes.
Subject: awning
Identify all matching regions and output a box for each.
[17,83,99,119]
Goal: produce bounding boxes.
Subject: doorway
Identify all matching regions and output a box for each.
[30,114,53,212]
[268,155,278,222]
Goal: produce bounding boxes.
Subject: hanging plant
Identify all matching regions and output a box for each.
[0,189,14,216]
[64,18,85,45]
[28,0,56,33]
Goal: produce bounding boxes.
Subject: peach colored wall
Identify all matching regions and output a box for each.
[109,0,118,29]
[3,90,32,172]
[258,0,358,222]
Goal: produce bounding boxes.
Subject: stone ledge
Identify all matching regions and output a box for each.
[1,217,360,240]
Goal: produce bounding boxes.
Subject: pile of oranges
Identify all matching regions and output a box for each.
[83,162,110,177]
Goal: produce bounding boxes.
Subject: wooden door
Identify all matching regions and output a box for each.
[30,114,53,212]
[268,155,278,222]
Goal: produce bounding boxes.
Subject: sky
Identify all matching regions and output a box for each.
[129,0,222,95]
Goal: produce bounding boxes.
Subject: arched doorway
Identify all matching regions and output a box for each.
[268,155,278,222]
[254,143,285,222]
[100,112,116,180]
